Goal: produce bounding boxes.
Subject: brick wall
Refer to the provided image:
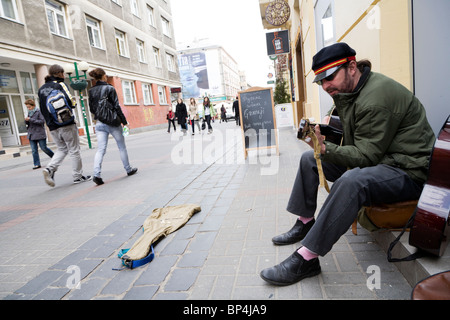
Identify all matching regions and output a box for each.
[108,76,171,129]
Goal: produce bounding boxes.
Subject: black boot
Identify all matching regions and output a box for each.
[272,219,315,245]
[260,250,321,286]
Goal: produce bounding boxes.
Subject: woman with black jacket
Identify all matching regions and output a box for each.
[88,68,137,185]
[175,98,188,134]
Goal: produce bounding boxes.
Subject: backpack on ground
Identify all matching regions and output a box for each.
[46,82,75,126]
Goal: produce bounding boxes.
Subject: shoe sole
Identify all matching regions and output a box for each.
[43,170,55,187]
[260,267,321,286]
[272,237,304,246]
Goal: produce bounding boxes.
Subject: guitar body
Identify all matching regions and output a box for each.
[409,115,450,256]
[298,107,343,145]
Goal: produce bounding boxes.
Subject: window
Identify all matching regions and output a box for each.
[0,0,19,21]
[321,4,334,47]
[166,53,176,72]
[147,5,155,27]
[115,29,128,56]
[152,47,161,67]
[45,0,68,37]
[142,83,153,105]
[86,16,102,49]
[122,80,137,104]
[130,0,139,17]
[161,16,171,37]
[136,39,146,62]
[157,86,167,105]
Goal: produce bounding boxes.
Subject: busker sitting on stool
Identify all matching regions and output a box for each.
[260,42,436,286]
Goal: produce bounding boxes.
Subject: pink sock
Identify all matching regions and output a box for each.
[298,216,314,224]
[297,246,319,260]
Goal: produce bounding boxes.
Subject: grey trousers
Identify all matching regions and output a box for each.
[286,150,423,256]
[47,124,84,179]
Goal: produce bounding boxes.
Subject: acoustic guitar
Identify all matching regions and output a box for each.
[297,108,343,145]
[409,115,450,256]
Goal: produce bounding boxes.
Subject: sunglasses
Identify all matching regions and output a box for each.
[316,67,342,86]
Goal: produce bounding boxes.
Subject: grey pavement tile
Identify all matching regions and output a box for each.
[177,251,209,268]
[134,255,178,286]
[64,278,109,300]
[100,268,143,295]
[14,270,65,295]
[123,285,159,300]
[164,268,200,291]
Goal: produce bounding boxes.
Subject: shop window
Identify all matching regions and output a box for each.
[321,4,334,46]
[0,69,19,93]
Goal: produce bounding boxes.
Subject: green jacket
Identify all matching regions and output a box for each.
[322,70,435,184]
[200,103,216,118]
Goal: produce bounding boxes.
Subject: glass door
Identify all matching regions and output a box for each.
[0,95,19,146]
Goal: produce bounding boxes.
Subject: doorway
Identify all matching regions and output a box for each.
[0,95,19,146]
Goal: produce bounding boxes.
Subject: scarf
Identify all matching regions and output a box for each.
[28,107,38,117]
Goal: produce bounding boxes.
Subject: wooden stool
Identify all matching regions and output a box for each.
[352,200,418,235]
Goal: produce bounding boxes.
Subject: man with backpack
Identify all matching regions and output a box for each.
[38,64,92,187]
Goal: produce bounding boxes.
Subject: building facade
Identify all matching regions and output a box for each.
[177,43,241,106]
[259,0,449,135]
[0,0,181,148]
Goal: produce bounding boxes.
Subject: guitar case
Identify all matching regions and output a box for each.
[411,270,450,300]
[388,115,450,261]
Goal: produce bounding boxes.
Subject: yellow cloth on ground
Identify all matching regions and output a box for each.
[123,204,201,261]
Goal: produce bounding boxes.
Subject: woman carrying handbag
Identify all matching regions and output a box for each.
[88,67,137,185]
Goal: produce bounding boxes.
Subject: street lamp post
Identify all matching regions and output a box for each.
[64,61,92,149]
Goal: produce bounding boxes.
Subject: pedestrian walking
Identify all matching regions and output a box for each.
[87,67,138,186]
[220,104,227,123]
[201,97,216,134]
[167,107,176,133]
[188,98,200,135]
[24,99,54,170]
[260,42,435,286]
[175,98,188,134]
[232,96,240,126]
[37,64,91,187]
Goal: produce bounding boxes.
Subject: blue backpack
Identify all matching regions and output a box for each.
[46,82,75,126]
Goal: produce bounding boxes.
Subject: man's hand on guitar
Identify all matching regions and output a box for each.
[305,125,326,154]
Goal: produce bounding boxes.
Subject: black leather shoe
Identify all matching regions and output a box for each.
[272,219,315,245]
[93,176,104,185]
[127,168,138,176]
[260,250,321,286]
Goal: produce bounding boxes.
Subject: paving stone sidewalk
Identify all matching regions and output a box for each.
[4,126,413,300]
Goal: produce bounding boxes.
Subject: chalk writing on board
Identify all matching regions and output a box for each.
[239,87,278,154]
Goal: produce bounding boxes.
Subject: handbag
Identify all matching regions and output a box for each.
[201,119,206,130]
[96,87,121,127]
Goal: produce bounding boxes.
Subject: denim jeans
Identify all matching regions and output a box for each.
[30,139,54,166]
[94,121,132,178]
[286,150,423,256]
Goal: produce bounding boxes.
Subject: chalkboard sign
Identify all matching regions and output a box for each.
[238,87,279,158]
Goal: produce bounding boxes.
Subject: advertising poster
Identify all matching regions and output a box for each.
[178,50,221,98]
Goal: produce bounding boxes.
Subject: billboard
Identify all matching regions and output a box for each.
[178,50,221,99]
